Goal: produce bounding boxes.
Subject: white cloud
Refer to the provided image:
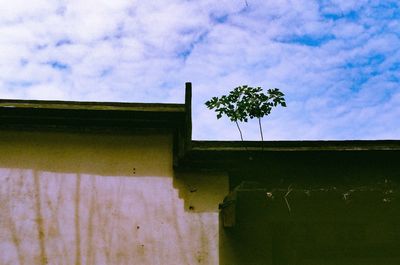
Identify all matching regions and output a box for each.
[0,0,399,139]
[26,82,67,100]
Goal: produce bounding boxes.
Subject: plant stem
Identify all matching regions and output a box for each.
[235,120,244,142]
[258,117,264,142]
[258,117,264,151]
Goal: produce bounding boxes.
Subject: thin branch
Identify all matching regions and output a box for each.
[258,118,264,141]
[258,117,264,150]
[235,120,244,142]
[284,185,293,213]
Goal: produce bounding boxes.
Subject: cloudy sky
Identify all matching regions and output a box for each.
[0,0,399,140]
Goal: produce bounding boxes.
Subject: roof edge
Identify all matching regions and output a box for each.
[191,140,400,152]
[0,99,185,112]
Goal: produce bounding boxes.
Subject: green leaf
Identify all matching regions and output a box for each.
[205,85,286,139]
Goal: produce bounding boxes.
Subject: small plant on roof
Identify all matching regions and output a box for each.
[205,85,286,142]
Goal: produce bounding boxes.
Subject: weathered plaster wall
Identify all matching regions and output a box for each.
[0,131,228,265]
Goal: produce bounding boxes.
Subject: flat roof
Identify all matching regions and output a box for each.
[191,140,400,152]
[176,139,400,169]
[0,98,187,133]
[1,83,399,172]
[0,99,185,112]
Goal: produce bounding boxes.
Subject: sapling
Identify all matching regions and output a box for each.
[205,85,286,142]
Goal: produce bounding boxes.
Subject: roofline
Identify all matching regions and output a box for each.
[179,140,400,170]
[1,83,399,169]
[0,98,185,112]
[191,140,400,152]
[0,93,188,139]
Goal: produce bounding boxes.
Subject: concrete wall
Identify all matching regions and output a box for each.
[0,131,228,265]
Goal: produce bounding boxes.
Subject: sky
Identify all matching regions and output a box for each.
[0,0,399,140]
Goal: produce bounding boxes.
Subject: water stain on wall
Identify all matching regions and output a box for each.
[0,131,226,265]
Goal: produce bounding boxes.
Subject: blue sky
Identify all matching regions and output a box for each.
[0,0,399,140]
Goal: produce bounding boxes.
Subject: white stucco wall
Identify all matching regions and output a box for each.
[0,131,228,265]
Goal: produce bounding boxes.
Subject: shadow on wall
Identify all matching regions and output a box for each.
[0,131,225,265]
[0,130,173,177]
[217,158,400,265]
[173,171,228,213]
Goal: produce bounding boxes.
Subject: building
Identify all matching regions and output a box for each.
[1,83,399,265]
